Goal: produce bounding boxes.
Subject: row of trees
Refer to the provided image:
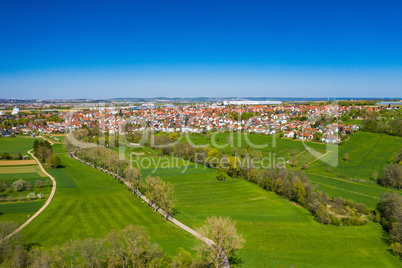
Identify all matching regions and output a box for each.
[71,145,176,220]
[33,139,60,169]
[0,216,244,268]
[142,176,175,219]
[361,117,402,137]
[0,151,22,160]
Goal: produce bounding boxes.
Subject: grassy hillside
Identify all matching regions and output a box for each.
[20,153,196,256]
[141,163,401,267]
[308,132,402,180]
[305,173,401,209]
[183,132,402,208]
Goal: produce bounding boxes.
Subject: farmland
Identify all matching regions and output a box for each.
[181,132,402,208]
[20,153,196,255]
[139,162,401,267]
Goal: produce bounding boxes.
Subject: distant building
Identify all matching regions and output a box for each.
[376,101,401,106]
[223,100,282,106]
[140,102,155,109]
[11,107,19,115]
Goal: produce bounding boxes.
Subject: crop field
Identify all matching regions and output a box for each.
[0,136,36,155]
[0,165,46,177]
[140,164,401,267]
[308,132,402,179]
[0,160,37,166]
[20,153,196,256]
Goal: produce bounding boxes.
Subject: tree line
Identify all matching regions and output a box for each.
[375,192,402,257]
[33,139,60,169]
[152,138,370,226]
[0,216,244,268]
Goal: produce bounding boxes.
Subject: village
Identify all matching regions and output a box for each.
[0,102,379,144]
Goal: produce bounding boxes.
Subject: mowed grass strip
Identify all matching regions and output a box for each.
[20,154,196,256]
[146,164,401,267]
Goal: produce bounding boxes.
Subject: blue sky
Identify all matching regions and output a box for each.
[0,0,401,99]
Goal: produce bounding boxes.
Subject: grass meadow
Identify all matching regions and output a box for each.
[140,164,401,267]
[20,153,196,256]
[307,132,402,180]
[0,136,36,155]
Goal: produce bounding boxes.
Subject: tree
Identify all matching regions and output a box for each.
[316,204,331,224]
[62,240,78,268]
[0,151,12,160]
[124,167,141,193]
[173,248,193,268]
[12,179,26,191]
[121,225,150,267]
[34,180,44,188]
[13,152,21,160]
[0,221,22,263]
[196,216,245,268]
[29,247,52,268]
[49,154,61,169]
[216,169,226,181]
[379,163,402,189]
[169,132,179,142]
[158,180,175,219]
[78,238,105,268]
[372,170,379,181]
[343,153,349,162]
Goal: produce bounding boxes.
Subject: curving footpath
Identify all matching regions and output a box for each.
[1,149,57,242]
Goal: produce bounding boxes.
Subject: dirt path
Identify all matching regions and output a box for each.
[72,153,231,267]
[1,149,57,242]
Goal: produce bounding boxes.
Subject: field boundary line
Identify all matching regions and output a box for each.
[306,150,331,167]
[1,149,57,242]
[303,171,402,193]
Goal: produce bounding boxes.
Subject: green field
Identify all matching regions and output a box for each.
[20,153,196,256]
[0,201,46,225]
[0,136,36,155]
[140,164,401,267]
[184,132,402,208]
[308,132,402,179]
[305,173,401,209]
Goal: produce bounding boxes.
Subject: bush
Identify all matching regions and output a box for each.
[37,192,44,199]
[13,152,22,160]
[12,179,26,191]
[34,180,44,188]
[27,192,36,200]
[1,151,12,160]
[216,169,226,181]
[355,203,370,214]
